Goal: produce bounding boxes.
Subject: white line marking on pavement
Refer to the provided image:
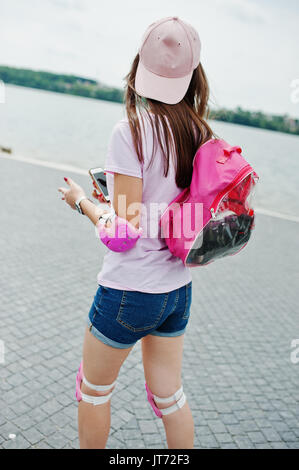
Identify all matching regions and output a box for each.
[1,151,299,223]
[0,151,87,175]
[254,207,299,223]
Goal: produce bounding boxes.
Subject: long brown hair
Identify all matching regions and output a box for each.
[124,54,214,189]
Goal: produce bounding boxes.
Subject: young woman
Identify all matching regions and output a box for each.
[58,16,213,449]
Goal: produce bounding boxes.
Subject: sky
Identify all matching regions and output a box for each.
[1,0,299,117]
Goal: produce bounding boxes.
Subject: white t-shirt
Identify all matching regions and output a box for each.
[97,113,192,293]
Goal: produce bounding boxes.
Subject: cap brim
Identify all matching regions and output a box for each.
[135,60,192,105]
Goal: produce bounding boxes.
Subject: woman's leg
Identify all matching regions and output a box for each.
[78,327,133,449]
[141,334,194,449]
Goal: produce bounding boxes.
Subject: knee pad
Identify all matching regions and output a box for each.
[76,361,117,406]
[145,383,186,418]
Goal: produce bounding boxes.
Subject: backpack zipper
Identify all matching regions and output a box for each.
[209,164,253,218]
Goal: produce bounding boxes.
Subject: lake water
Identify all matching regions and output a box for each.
[1,84,299,217]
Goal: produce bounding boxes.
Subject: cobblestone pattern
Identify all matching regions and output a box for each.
[0,157,298,449]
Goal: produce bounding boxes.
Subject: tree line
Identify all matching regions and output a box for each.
[1,65,298,135]
[209,107,299,136]
[0,65,123,102]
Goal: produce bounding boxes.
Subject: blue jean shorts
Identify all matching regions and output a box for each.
[86,282,192,349]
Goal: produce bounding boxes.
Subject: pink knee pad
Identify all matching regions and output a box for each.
[145,383,163,418]
[76,361,83,402]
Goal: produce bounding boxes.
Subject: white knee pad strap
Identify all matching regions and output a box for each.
[145,383,186,418]
[155,387,186,416]
[81,376,117,405]
[153,386,184,404]
[83,375,117,392]
[80,390,114,406]
[76,361,116,406]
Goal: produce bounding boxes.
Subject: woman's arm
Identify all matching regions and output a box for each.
[58,174,143,229]
[58,177,108,225]
[79,198,107,225]
[112,173,143,228]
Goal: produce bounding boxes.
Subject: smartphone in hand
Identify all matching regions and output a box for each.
[89,167,110,203]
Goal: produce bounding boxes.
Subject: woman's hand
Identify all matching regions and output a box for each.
[58,177,85,210]
[92,181,111,206]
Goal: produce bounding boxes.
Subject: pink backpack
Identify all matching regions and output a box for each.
[160,139,259,267]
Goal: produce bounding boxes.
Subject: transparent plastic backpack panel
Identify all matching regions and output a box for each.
[186,173,258,266]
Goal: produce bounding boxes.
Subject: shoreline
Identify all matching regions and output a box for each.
[2,82,299,137]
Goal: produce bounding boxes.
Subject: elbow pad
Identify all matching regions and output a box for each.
[97,211,142,252]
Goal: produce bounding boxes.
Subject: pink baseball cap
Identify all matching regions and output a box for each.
[135,16,201,105]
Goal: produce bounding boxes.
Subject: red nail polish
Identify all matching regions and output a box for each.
[64,177,68,182]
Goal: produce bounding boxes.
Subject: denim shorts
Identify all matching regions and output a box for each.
[86,282,192,349]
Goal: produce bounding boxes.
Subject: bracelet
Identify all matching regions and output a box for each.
[75,196,92,215]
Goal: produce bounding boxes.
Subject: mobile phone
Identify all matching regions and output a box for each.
[89,167,110,203]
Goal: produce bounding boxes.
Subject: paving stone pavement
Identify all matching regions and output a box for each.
[0,156,298,449]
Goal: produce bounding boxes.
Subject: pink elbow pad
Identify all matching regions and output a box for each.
[97,213,142,252]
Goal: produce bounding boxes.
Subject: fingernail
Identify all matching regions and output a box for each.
[64,177,68,182]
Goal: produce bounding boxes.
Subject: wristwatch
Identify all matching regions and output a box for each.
[75,196,88,215]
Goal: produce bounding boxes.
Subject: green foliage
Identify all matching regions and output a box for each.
[1,66,298,135]
[210,107,299,136]
[0,65,124,103]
